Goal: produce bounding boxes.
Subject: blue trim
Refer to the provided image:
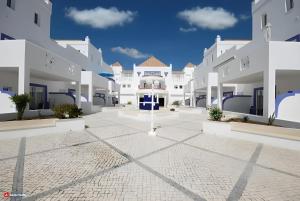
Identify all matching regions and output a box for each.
[222,95,252,108]
[49,92,76,104]
[94,93,106,104]
[1,33,15,40]
[68,88,76,95]
[223,91,234,97]
[253,87,264,115]
[0,88,15,96]
[275,90,300,117]
[30,83,48,109]
[99,72,114,78]
[287,34,300,42]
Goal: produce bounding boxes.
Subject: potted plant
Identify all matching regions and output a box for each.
[209,107,223,121]
[10,94,31,120]
[172,101,181,108]
[53,104,82,119]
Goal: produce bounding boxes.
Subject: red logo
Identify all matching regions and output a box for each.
[3,192,10,198]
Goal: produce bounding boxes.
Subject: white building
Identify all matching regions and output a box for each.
[191,0,300,122]
[112,56,195,108]
[0,0,118,116]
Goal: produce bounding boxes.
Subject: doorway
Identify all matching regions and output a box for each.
[30,83,47,110]
[254,87,263,116]
[159,98,164,107]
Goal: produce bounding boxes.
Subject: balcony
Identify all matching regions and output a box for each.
[138,85,166,90]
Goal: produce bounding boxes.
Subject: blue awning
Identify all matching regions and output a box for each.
[99,72,114,78]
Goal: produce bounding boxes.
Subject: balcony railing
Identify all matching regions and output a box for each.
[138,85,166,90]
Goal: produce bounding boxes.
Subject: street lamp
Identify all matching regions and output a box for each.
[148,79,159,136]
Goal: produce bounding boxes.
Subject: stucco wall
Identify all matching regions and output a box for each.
[276,91,300,122]
[223,96,252,114]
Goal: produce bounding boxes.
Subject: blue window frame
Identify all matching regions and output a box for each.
[0,33,15,40]
[287,34,300,42]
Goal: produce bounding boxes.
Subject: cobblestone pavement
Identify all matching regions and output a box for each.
[0,109,300,201]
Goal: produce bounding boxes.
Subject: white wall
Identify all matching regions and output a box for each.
[252,0,300,42]
[0,0,52,46]
[223,96,252,114]
[0,93,16,113]
[0,71,18,93]
[277,93,300,122]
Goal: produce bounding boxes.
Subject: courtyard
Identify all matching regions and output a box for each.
[0,108,300,201]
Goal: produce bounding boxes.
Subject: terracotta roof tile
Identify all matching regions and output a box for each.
[137,56,167,67]
[185,62,195,68]
[112,61,122,67]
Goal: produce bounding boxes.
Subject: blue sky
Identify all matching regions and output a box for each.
[51,0,253,70]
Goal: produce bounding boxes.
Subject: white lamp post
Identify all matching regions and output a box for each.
[148,79,159,136]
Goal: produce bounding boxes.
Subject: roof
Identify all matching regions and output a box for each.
[185,62,195,68]
[137,56,167,67]
[112,61,122,67]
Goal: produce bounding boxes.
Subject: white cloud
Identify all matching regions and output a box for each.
[66,7,136,29]
[240,14,251,20]
[111,47,149,59]
[178,7,238,30]
[179,27,197,32]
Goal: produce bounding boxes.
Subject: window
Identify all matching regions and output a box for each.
[34,13,39,26]
[7,0,15,9]
[286,0,294,12]
[261,14,268,28]
[174,85,178,89]
[127,84,131,88]
[122,84,126,88]
[179,85,183,89]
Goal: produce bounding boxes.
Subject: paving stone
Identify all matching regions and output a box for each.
[185,134,258,161]
[25,131,95,155]
[23,141,128,196]
[0,138,20,159]
[36,163,192,201]
[105,133,174,158]
[256,144,300,176]
[0,109,299,201]
[0,159,16,197]
[87,124,140,139]
[139,143,246,201]
[240,166,300,201]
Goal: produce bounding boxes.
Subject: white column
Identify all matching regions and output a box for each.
[190,81,194,107]
[193,92,196,107]
[217,82,223,110]
[183,92,186,106]
[206,85,212,108]
[137,94,140,107]
[18,65,30,95]
[263,69,276,118]
[75,81,81,108]
[88,84,93,103]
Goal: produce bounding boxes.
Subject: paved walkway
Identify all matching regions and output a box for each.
[0,109,300,201]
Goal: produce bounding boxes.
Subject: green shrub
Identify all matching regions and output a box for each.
[127,101,132,105]
[209,107,223,121]
[172,101,180,106]
[10,94,31,120]
[53,104,82,119]
[268,112,276,125]
[170,108,175,112]
[243,116,249,122]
